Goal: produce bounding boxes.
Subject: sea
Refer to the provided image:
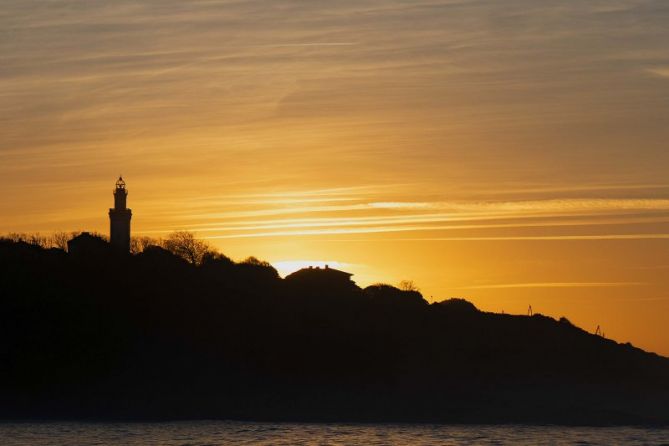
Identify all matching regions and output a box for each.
[1,421,668,445]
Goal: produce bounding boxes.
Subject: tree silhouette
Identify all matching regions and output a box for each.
[130,236,160,254]
[163,231,211,265]
[398,279,420,292]
[241,256,274,268]
[50,231,72,251]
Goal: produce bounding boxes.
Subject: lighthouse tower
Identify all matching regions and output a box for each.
[109,176,132,252]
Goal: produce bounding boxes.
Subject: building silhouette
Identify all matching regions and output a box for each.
[285,265,356,290]
[109,176,132,252]
[67,232,110,257]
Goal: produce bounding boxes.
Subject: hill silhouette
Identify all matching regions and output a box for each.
[1,235,668,425]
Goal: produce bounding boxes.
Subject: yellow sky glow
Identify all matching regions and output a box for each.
[2,0,669,355]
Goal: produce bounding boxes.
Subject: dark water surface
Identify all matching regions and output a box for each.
[1,421,668,445]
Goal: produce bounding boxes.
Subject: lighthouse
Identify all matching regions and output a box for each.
[109,176,132,252]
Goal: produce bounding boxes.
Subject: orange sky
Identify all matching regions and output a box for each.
[2,0,669,355]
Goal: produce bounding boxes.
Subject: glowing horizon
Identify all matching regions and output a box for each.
[2,0,669,355]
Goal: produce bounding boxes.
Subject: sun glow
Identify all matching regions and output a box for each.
[3,0,669,355]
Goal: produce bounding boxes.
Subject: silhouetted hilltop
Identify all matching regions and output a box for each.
[1,237,668,425]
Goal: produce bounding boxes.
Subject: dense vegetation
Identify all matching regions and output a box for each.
[1,235,668,425]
